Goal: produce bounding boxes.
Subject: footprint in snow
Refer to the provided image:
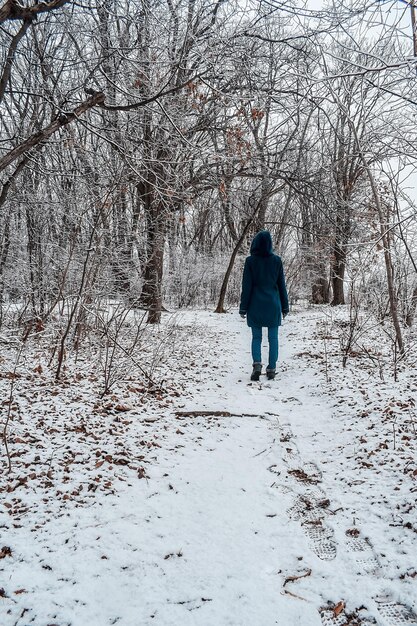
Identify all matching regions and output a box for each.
[288,462,322,485]
[345,529,381,575]
[303,523,337,561]
[375,596,417,626]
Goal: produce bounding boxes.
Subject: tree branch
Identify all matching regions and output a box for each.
[92,73,201,112]
[0,0,69,24]
[0,91,105,173]
[0,18,31,104]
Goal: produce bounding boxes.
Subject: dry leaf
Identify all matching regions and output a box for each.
[0,546,12,559]
[138,467,147,479]
[114,404,132,412]
[334,601,345,616]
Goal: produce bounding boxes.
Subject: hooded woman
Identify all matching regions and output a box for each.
[239,230,289,381]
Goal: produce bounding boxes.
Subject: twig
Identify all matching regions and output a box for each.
[86,304,159,390]
[283,568,312,587]
[2,342,24,473]
[253,447,267,457]
[282,589,309,602]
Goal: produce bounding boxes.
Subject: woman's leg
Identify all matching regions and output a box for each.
[251,326,262,363]
[267,326,279,370]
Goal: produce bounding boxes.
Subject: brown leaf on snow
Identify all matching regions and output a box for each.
[2,371,21,380]
[0,546,12,559]
[317,499,331,509]
[14,588,27,595]
[114,404,132,412]
[33,364,43,374]
[95,460,105,468]
[113,457,129,466]
[138,467,148,479]
[333,601,345,616]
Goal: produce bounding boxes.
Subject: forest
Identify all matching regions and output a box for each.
[1,0,416,337]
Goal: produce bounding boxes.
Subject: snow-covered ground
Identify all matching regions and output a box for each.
[1,307,416,625]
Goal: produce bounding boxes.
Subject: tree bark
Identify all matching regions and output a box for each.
[330,242,346,305]
[0,0,69,24]
[139,205,168,323]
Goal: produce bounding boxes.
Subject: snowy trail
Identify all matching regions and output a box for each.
[2,309,417,625]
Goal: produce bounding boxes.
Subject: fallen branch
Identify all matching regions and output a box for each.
[282,589,309,601]
[174,410,260,418]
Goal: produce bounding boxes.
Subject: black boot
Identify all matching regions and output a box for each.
[266,368,276,380]
[250,362,262,381]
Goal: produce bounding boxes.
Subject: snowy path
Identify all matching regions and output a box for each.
[1,309,417,625]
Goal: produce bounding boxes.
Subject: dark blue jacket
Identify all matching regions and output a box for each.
[239,231,289,328]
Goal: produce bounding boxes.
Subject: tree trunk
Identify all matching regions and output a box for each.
[140,206,167,323]
[330,242,346,305]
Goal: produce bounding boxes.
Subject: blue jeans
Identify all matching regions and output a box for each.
[251,326,279,370]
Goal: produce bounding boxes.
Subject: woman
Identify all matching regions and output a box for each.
[239,230,289,381]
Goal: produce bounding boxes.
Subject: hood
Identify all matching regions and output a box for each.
[250,230,273,257]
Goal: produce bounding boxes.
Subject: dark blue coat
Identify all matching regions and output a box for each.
[239,231,289,328]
